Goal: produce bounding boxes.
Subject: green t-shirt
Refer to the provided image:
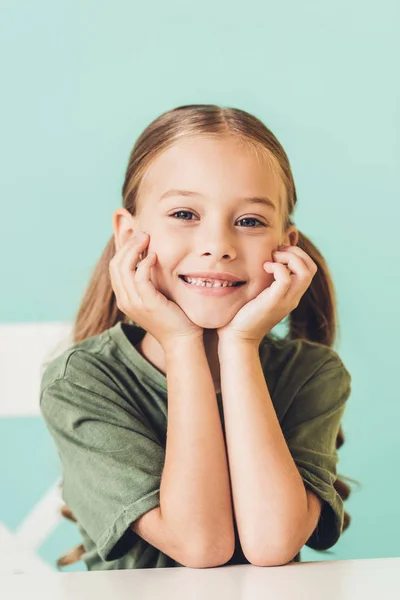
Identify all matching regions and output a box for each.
[40,321,351,571]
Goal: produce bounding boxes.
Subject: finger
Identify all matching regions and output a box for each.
[121,242,148,284]
[110,236,147,294]
[272,251,312,300]
[132,252,160,311]
[115,234,149,293]
[264,261,307,312]
[277,245,317,275]
[117,234,148,271]
[110,237,148,307]
[114,231,148,254]
[263,262,292,298]
[273,250,310,279]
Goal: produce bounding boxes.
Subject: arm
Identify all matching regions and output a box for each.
[148,336,234,567]
[218,339,318,566]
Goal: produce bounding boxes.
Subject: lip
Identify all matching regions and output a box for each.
[179,276,246,296]
[180,271,245,283]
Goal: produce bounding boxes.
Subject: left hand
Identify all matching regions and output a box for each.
[217,245,318,345]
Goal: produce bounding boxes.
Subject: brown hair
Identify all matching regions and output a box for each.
[55,104,357,568]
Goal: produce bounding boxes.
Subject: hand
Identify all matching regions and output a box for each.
[109,231,203,350]
[217,245,318,345]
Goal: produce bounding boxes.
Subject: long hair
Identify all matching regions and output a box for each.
[55,104,356,568]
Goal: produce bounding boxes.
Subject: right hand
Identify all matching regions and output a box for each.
[109,231,204,350]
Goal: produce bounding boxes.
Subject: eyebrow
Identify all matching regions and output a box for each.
[159,189,276,212]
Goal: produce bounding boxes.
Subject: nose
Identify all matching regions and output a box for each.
[197,222,237,261]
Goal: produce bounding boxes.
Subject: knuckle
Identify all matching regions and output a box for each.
[135,275,143,287]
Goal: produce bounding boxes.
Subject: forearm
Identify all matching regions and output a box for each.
[218,339,308,564]
[161,336,234,562]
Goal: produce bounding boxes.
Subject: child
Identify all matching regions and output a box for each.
[40,104,353,571]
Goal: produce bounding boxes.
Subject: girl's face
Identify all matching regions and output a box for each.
[118,135,297,330]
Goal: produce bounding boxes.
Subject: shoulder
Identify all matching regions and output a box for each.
[39,323,156,437]
[40,328,113,395]
[39,327,150,450]
[39,324,136,426]
[262,333,351,381]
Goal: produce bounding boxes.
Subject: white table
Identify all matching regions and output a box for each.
[1,557,399,599]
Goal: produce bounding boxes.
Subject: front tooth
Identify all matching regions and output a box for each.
[185,276,234,287]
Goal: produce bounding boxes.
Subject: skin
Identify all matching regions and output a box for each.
[112,135,299,392]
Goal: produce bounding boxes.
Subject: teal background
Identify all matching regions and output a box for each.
[1,0,399,571]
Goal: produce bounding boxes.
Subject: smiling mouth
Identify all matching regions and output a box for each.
[179,275,245,288]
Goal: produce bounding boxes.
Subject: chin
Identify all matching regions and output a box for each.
[181,306,236,330]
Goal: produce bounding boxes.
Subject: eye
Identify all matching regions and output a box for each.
[170,210,195,220]
[170,211,268,228]
[237,217,267,228]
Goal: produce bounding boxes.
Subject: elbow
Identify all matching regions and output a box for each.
[243,537,298,568]
[184,551,233,569]
[246,548,296,567]
[184,548,234,569]
[184,532,235,569]
[242,511,307,567]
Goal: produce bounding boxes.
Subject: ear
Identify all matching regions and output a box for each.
[282,225,299,247]
[112,208,139,252]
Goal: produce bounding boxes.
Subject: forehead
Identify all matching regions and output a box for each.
[138,136,282,208]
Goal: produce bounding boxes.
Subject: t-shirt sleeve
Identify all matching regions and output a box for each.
[281,357,351,552]
[40,354,166,562]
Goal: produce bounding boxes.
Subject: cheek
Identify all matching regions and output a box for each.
[248,267,275,296]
